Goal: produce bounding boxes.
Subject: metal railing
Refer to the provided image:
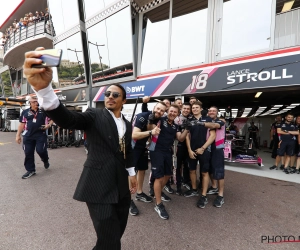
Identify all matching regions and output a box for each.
[3,20,56,54]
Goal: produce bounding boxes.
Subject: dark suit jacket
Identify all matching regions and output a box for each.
[46,103,133,204]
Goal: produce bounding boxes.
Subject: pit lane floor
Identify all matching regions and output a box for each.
[1,132,300,250]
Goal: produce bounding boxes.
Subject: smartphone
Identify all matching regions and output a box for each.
[32,49,63,68]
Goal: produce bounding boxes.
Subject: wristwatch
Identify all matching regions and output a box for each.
[149,131,152,136]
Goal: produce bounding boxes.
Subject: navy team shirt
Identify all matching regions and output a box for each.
[271,121,282,139]
[19,108,48,137]
[279,122,298,142]
[132,111,151,149]
[189,116,213,151]
[149,116,179,152]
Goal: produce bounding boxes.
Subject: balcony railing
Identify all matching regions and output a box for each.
[3,20,55,54]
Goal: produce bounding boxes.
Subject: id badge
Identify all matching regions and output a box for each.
[33,119,36,123]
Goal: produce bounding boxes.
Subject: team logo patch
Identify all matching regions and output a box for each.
[282,124,286,127]
[163,121,168,127]
[139,117,145,122]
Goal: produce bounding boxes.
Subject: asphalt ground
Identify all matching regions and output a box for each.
[1,132,300,250]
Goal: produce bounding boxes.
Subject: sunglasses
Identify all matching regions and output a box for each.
[104,91,121,98]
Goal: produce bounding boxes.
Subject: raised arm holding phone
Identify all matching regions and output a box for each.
[23,47,137,250]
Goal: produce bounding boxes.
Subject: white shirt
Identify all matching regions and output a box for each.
[33,85,135,176]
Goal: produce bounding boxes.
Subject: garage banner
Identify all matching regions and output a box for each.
[94,52,300,101]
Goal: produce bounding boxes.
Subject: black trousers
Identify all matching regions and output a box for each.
[271,136,279,159]
[87,194,131,250]
[176,146,191,187]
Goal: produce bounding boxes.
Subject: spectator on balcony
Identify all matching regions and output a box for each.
[23,17,29,27]
[12,21,17,32]
[40,11,45,21]
[45,8,51,21]
[16,20,21,30]
[35,11,41,22]
[9,26,14,36]
[5,28,10,38]
[28,12,36,26]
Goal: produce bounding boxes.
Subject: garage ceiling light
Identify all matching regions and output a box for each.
[281,0,295,12]
[254,92,262,98]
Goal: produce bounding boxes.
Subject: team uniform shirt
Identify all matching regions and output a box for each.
[248,125,259,138]
[19,108,48,137]
[212,118,225,150]
[270,121,282,139]
[131,111,151,149]
[210,118,225,180]
[149,116,179,152]
[189,116,213,151]
[279,122,298,142]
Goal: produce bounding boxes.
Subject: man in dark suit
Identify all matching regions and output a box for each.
[23,48,137,250]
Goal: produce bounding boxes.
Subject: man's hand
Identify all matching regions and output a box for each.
[129,176,137,194]
[188,149,197,159]
[151,124,161,136]
[181,120,191,130]
[41,124,51,130]
[195,147,205,155]
[143,96,150,103]
[23,47,53,91]
[16,135,22,144]
[278,140,282,148]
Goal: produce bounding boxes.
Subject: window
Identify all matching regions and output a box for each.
[54,33,85,87]
[141,2,170,74]
[87,7,134,84]
[170,0,208,68]
[220,0,273,58]
[48,0,79,35]
[106,7,133,68]
[87,20,109,75]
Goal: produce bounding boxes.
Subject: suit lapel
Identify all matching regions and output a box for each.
[123,115,131,141]
[103,108,119,151]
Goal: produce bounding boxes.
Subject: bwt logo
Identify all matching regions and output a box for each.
[126,85,145,94]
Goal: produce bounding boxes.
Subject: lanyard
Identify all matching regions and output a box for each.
[30,109,38,122]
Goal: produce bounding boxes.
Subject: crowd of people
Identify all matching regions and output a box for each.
[128,95,226,221]
[1,8,50,47]
[21,48,300,249]
[269,114,300,174]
